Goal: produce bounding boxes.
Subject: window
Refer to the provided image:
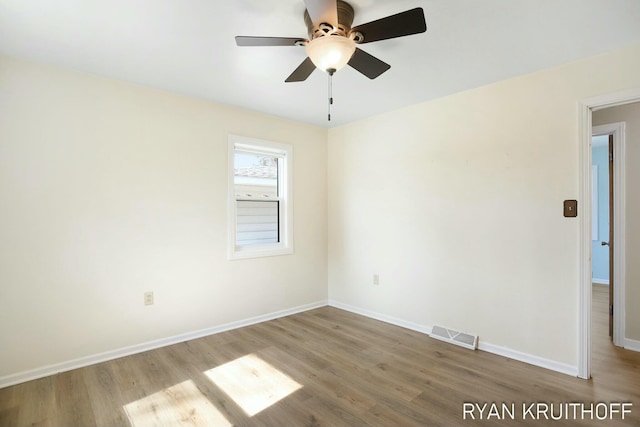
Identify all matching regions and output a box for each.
[228,135,293,259]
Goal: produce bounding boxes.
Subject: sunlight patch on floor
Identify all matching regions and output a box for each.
[205,353,302,417]
[123,379,232,427]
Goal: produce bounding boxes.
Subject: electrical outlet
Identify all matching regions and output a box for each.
[144,291,154,306]
[373,274,379,286]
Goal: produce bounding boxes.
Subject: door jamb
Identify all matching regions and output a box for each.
[592,123,625,345]
[578,89,638,379]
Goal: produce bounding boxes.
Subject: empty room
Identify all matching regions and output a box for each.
[1,1,640,426]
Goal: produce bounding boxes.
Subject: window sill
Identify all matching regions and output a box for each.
[228,244,293,260]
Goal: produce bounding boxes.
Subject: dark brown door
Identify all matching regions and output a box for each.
[608,134,614,337]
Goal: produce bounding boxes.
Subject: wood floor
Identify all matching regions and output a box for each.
[1,286,639,426]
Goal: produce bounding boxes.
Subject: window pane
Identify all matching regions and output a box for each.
[234,152,278,199]
[236,200,279,246]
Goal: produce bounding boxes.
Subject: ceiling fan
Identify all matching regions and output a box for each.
[235,0,427,82]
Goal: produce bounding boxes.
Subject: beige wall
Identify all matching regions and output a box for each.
[593,102,640,342]
[328,43,640,367]
[0,55,328,378]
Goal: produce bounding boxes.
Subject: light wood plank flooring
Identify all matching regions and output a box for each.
[1,287,639,426]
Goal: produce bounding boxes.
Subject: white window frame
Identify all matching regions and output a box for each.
[228,135,293,260]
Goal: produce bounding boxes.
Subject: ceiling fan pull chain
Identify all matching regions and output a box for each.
[328,68,335,121]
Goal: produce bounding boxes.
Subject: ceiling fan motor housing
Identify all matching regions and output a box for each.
[304,0,356,39]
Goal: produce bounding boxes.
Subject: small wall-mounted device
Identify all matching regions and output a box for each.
[563,200,578,217]
[144,291,154,306]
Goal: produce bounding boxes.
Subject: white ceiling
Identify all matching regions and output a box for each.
[1,0,640,128]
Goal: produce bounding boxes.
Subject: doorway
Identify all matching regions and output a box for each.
[591,131,614,338]
[578,89,639,380]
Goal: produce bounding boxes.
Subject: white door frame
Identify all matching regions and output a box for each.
[578,89,639,379]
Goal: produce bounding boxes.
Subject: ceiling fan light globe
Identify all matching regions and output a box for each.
[305,36,356,73]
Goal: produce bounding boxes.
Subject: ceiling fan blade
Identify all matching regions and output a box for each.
[347,48,390,79]
[285,57,316,82]
[350,8,426,44]
[304,0,338,27]
[235,36,307,47]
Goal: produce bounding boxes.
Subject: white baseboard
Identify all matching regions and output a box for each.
[328,299,578,377]
[624,338,640,352]
[477,342,578,376]
[0,300,327,389]
[592,278,610,285]
[328,300,432,335]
